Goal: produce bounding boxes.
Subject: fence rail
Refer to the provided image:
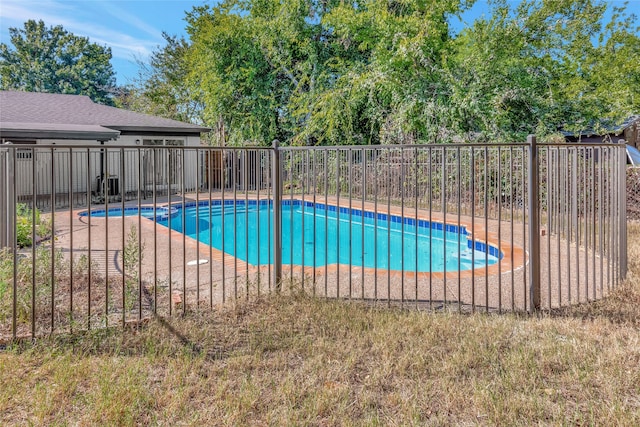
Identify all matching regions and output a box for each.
[0,138,628,339]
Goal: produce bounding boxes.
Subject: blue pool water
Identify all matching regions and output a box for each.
[153,200,500,273]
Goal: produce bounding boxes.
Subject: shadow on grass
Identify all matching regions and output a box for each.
[3,307,247,361]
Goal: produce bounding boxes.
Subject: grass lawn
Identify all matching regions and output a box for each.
[1,227,639,425]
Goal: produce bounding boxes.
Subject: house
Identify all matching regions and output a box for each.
[563,115,640,147]
[0,91,210,204]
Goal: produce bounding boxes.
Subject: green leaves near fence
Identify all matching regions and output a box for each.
[15,204,51,248]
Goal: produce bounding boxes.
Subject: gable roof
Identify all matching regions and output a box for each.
[0,91,209,140]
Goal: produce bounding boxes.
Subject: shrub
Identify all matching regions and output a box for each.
[120,225,145,312]
[14,204,51,248]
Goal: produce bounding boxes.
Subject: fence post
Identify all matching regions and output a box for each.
[619,139,628,280]
[0,143,6,248]
[272,139,282,290]
[1,142,15,250]
[527,134,541,311]
[8,144,15,251]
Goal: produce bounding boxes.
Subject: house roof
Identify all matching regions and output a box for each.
[562,115,640,139]
[1,122,120,141]
[618,115,640,132]
[0,91,210,140]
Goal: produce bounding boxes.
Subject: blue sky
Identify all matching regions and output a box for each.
[0,0,207,85]
[1,0,639,86]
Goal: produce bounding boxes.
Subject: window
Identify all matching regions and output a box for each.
[142,139,184,146]
[16,149,33,160]
[142,138,184,188]
[143,139,164,147]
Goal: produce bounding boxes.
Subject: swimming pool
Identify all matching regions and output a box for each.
[153,200,501,273]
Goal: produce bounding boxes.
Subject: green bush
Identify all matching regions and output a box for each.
[14,204,50,247]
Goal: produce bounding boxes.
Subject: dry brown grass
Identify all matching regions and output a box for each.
[1,228,640,425]
[551,222,640,326]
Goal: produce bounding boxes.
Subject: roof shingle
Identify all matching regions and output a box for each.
[0,91,209,136]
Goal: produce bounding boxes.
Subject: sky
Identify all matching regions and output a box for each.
[0,0,208,85]
[1,0,639,86]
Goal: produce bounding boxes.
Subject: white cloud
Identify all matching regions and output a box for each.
[0,0,161,62]
[95,1,164,40]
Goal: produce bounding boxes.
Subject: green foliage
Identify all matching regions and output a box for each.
[0,249,12,315]
[446,0,629,140]
[121,226,145,312]
[115,33,204,125]
[121,225,144,274]
[0,20,116,105]
[587,3,640,123]
[181,0,467,145]
[186,2,299,145]
[15,204,50,248]
[135,0,640,144]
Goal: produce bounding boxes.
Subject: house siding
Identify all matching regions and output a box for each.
[13,138,202,200]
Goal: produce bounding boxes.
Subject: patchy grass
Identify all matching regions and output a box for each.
[2,229,640,425]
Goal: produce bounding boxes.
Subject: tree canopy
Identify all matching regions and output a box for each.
[0,20,116,105]
[131,0,640,145]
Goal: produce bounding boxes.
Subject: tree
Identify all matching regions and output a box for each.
[116,33,203,125]
[586,4,640,126]
[315,0,469,144]
[0,20,116,105]
[446,0,640,141]
[185,0,336,145]
[136,0,639,144]
[184,0,471,145]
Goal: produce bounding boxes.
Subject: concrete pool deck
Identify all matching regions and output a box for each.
[49,192,612,316]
